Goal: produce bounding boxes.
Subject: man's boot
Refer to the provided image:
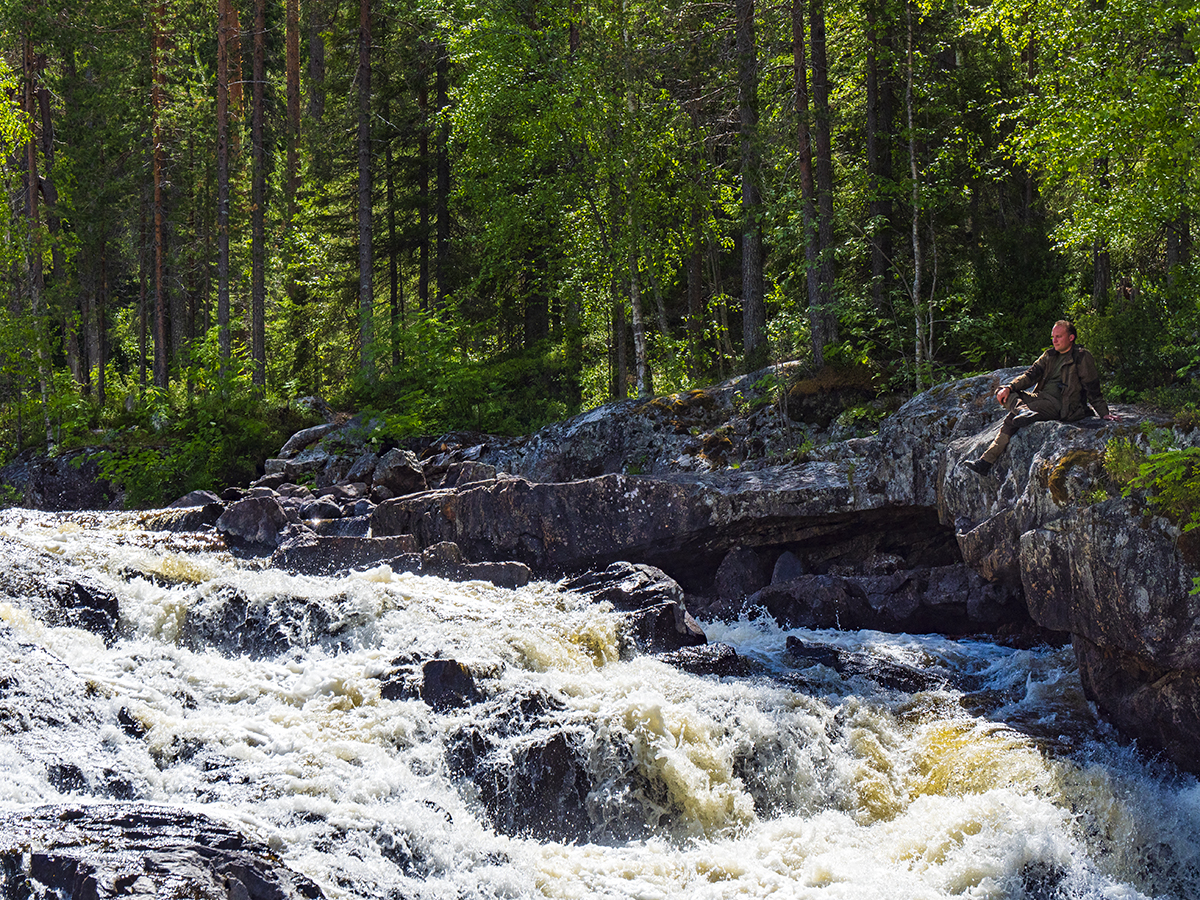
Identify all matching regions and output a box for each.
[964,431,1009,477]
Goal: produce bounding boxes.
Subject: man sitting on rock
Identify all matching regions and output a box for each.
[964,319,1119,476]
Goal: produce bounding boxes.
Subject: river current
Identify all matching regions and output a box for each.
[2,507,1199,900]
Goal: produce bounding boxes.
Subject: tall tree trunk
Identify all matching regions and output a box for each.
[612,284,627,400]
[435,43,450,309]
[217,0,231,374]
[384,99,402,369]
[152,1,169,389]
[736,0,766,371]
[629,250,650,397]
[810,0,837,353]
[138,186,149,390]
[23,36,51,445]
[418,50,430,310]
[866,0,895,312]
[687,208,704,380]
[792,0,824,368]
[357,0,374,379]
[307,0,325,122]
[251,0,267,388]
[907,0,926,390]
[1167,208,1191,293]
[1092,157,1111,309]
[96,243,108,408]
[286,0,300,214]
[37,71,72,385]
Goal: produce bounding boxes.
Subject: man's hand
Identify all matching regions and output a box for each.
[1103,413,1119,421]
[996,386,1011,405]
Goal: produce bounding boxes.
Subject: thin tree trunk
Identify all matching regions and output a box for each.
[286,0,300,214]
[152,1,169,389]
[612,284,627,400]
[307,0,325,122]
[385,106,402,369]
[37,73,73,385]
[97,243,108,408]
[907,0,925,390]
[23,36,51,445]
[629,250,650,397]
[866,0,894,312]
[251,0,267,388]
[792,0,824,368]
[810,0,837,352]
[357,0,374,379]
[736,0,766,371]
[418,50,429,310]
[217,0,231,373]
[435,43,450,308]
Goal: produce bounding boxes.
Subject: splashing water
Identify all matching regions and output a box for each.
[2,507,1199,900]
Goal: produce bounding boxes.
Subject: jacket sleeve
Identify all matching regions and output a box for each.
[1078,350,1110,417]
[1008,351,1049,394]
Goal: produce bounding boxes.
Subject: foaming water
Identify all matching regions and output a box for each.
[1,508,1198,899]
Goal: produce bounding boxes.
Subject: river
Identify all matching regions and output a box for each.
[2,507,1198,899]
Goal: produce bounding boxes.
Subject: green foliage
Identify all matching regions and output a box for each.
[1103,436,1145,489]
[1106,428,1200,542]
[93,351,320,509]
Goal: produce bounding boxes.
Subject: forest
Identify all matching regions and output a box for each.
[1,0,1198,505]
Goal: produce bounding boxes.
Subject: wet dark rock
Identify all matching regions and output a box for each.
[346,451,379,484]
[1073,635,1200,772]
[216,496,293,548]
[563,562,706,655]
[435,461,497,490]
[784,637,952,692]
[271,533,418,576]
[657,642,763,677]
[0,559,121,643]
[312,515,371,538]
[421,659,482,710]
[45,579,122,643]
[388,542,533,588]
[315,482,370,503]
[169,489,222,508]
[445,689,596,842]
[141,503,224,532]
[276,483,315,500]
[771,550,806,583]
[179,586,361,658]
[0,803,325,900]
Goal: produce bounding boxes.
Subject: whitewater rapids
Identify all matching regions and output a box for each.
[1,507,1198,899]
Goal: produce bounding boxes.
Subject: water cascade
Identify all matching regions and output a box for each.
[2,507,1199,899]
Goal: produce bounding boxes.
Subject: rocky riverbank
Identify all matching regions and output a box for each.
[4,364,1200,773]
